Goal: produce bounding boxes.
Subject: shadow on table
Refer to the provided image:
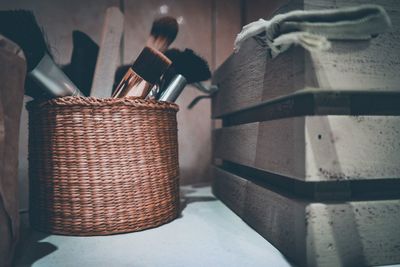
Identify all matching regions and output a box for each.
[179,184,218,216]
[13,214,57,267]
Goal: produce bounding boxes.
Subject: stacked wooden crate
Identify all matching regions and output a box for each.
[211,1,400,266]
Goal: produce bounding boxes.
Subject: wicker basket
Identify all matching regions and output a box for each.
[27,96,180,236]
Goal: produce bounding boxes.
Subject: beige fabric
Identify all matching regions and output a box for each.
[0,47,26,267]
[0,35,25,60]
[234,4,391,57]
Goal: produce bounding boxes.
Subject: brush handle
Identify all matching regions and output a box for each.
[158,74,187,102]
[91,7,124,97]
[112,67,153,98]
[146,85,160,99]
[29,53,84,97]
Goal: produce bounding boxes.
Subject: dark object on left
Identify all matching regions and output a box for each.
[0,10,83,98]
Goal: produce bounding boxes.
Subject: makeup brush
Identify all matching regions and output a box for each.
[158,48,211,102]
[112,46,171,98]
[113,16,178,91]
[146,16,178,52]
[0,10,84,97]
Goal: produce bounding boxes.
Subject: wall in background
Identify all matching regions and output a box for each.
[0,0,278,211]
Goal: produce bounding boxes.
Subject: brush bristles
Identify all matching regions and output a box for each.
[147,16,178,52]
[0,10,48,71]
[164,48,211,84]
[132,46,172,84]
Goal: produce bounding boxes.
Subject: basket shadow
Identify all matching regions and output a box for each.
[13,214,58,267]
[179,184,218,217]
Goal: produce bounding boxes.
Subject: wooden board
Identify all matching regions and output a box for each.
[213,167,400,267]
[212,0,400,118]
[90,6,124,98]
[214,116,400,181]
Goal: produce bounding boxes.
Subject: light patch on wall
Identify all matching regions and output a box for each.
[177,16,184,24]
[159,4,169,14]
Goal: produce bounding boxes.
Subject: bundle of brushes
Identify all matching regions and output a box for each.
[112,46,171,98]
[112,48,211,102]
[112,16,206,102]
[143,17,211,102]
[0,10,209,103]
[0,10,83,98]
[112,16,179,98]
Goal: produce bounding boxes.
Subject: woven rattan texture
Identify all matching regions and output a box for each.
[28,97,180,236]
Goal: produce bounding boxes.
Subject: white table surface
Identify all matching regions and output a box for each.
[14,185,400,267]
[15,185,293,267]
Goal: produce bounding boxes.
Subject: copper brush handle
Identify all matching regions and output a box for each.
[112,68,153,98]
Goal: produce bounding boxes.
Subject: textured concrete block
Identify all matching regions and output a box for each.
[212,0,400,117]
[213,167,400,267]
[214,116,400,181]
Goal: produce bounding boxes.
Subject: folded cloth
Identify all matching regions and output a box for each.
[234,4,392,57]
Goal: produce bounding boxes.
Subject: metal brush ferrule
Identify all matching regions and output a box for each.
[29,53,83,97]
[146,84,160,99]
[158,74,187,102]
[112,67,154,98]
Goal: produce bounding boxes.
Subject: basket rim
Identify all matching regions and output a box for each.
[26,96,179,111]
